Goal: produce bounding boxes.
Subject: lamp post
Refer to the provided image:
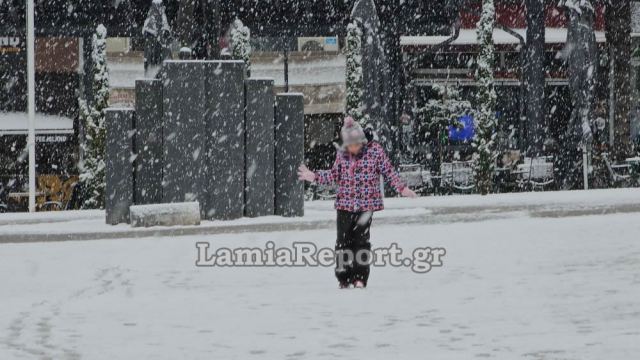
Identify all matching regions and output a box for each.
[26,0,36,212]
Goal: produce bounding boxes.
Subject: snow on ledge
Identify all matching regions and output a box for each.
[248,77,276,82]
[105,107,134,112]
[163,60,245,64]
[0,112,74,135]
[400,28,607,47]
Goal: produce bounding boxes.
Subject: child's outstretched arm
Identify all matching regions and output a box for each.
[377,145,418,198]
[298,165,316,182]
[298,153,340,185]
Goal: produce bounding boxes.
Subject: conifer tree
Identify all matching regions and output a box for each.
[79,24,110,209]
[231,19,251,76]
[345,20,369,126]
[473,0,498,195]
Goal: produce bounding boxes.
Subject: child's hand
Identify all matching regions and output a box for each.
[298,165,316,182]
[400,188,418,198]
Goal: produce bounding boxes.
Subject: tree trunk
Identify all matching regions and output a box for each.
[559,1,597,190]
[203,0,221,59]
[606,0,632,160]
[175,0,197,48]
[525,0,545,156]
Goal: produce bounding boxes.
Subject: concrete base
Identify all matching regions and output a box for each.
[129,202,201,228]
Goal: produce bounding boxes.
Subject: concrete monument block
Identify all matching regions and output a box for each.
[134,79,163,204]
[105,108,135,225]
[202,60,246,220]
[274,93,305,217]
[244,78,275,217]
[161,61,206,207]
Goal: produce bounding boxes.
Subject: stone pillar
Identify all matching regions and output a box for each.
[105,108,135,225]
[161,61,206,208]
[274,93,305,217]
[134,79,163,204]
[202,60,246,220]
[244,78,275,217]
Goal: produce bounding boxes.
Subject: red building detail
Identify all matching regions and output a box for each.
[460,3,606,30]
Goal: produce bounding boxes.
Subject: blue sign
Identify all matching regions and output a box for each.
[448,114,475,142]
[324,37,337,45]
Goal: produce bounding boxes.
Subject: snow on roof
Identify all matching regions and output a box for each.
[400,28,607,47]
[0,112,74,135]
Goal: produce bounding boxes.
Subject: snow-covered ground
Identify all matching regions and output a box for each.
[1,190,639,359]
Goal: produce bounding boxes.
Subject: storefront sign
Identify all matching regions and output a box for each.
[36,135,69,143]
[0,36,22,53]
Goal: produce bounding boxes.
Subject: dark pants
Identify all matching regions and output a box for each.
[335,210,373,285]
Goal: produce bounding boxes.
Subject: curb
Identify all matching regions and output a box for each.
[2,202,640,244]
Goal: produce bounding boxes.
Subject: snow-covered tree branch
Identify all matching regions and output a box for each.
[418,84,473,142]
[417,83,474,168]
[231,19,251,76]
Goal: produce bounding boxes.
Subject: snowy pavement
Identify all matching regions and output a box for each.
[1,190,640,359]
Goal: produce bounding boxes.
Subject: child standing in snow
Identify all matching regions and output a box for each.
[298,117,417,289]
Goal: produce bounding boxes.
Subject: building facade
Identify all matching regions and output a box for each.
[0,1,638,207]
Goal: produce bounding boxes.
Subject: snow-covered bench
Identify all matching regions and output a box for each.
[399,164,433,194]
[440,161,475,192]
[516,157,554,190]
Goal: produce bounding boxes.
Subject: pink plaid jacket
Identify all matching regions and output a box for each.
[315,142,405,212]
